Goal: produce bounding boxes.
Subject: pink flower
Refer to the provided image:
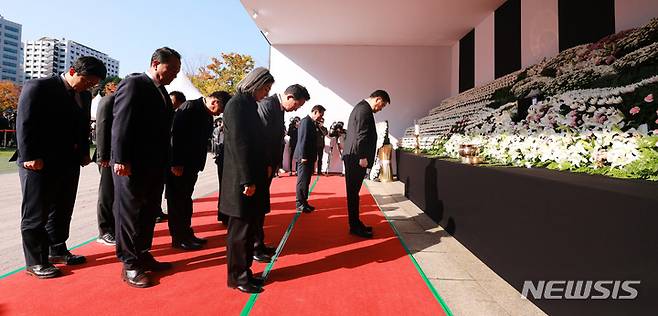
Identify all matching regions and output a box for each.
[645,94,654,103]
[654,129,658,135]
[630,106,641,115]
[655,118,658,124]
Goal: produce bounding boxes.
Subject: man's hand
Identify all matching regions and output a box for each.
[23,159,44,171]
[243,184,256,197]
[171,166,184,176]
[80,155,92,167]
[99,160,110,168]
[267,166,272,178]
[359,158,368,168]
[114,163,132,176]
[301,159,308,164]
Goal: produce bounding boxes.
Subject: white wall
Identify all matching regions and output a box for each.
[475,13,495,87]
[615,0,658,32]
[521,0,559,68]
[270,44,452,172]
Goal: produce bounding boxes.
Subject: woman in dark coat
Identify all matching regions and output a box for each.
[287,116,300,175]
[220,67,274,293]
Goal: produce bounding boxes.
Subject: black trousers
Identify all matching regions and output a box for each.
[215,155,228,223]
[295,159,315,208]
[113,167,165,270]
[288,146,296,172]
[316,147,324,174]
[97,165,115,236]
[165,170,199,241]
[226,214,258,287]
[253,175,273,253]
[19,164,80,266]
[344,157,367,228]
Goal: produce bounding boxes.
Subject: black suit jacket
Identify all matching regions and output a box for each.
[93,94,115,162]
[111,73,173,170]
[170,98,213,172]
[219,92,269,217]
[15,75,92,166]
[343,100,377,168]
[257,95,285,169]
[293,115,317,162]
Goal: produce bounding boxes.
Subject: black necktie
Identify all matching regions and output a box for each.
[158,86,169,104]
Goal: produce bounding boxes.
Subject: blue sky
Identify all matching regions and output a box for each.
[2,0,270,77]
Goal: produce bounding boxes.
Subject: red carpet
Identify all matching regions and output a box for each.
[0,175,447,315]
[0,176,299,316]
[248,175,446,315]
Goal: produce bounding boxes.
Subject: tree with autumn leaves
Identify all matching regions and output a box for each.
[0,80,20,112]
[188,52,255,95]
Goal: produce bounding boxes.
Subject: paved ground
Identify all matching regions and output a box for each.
[0,157,545,315]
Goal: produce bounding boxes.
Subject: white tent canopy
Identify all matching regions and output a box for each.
[90,71,203,120]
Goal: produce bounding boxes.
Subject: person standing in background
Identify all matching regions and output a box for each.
[287,117,300,176]
[294,105,325,213]
[315,118,328,175]
[93,81,119,246]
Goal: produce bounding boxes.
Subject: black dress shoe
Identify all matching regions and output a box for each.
[172,239,203,251]
[231,283,263,294]
[191,236,208,244]
[262,246,276,256]
[297,206,314,213]
[142,257,173,272]
[49,251,86,265]
[122,269,151,288]
[253,253,272,263]
[249,276,266,287]
[25,264,61,279]
[306,204,316,211]
[349,227,373,238]
[155,213,168,223]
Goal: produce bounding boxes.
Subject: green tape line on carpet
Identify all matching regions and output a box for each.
[363,181,454,316]
[0,236,97,280]
[240,175,320,316]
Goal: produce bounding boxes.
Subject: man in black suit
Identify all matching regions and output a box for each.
[220,67,274,294]
[343,90,390,238]
[16,56,106,279]
[167,91,231,250]
[94,91,117,246]
[255,84,310,262]
[168,90,186,111]
[111,47,181,288]
[213,118,229,225]
[315,118,328,174]
[294,105,325,213]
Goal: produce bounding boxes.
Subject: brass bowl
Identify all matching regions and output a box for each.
[458,144,479,157]
[461,156,483,165]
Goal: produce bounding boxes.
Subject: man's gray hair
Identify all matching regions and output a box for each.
[236,67,275,95]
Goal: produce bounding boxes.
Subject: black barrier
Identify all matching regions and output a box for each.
[397,150,658,316]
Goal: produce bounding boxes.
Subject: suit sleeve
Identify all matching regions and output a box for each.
[170,106,192,166]
[353,106,372,159]
[79,92,92,158]
[298,119,314,160]
[111,79,137,164]
[96,95,113,161]
[16,80,44,162]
